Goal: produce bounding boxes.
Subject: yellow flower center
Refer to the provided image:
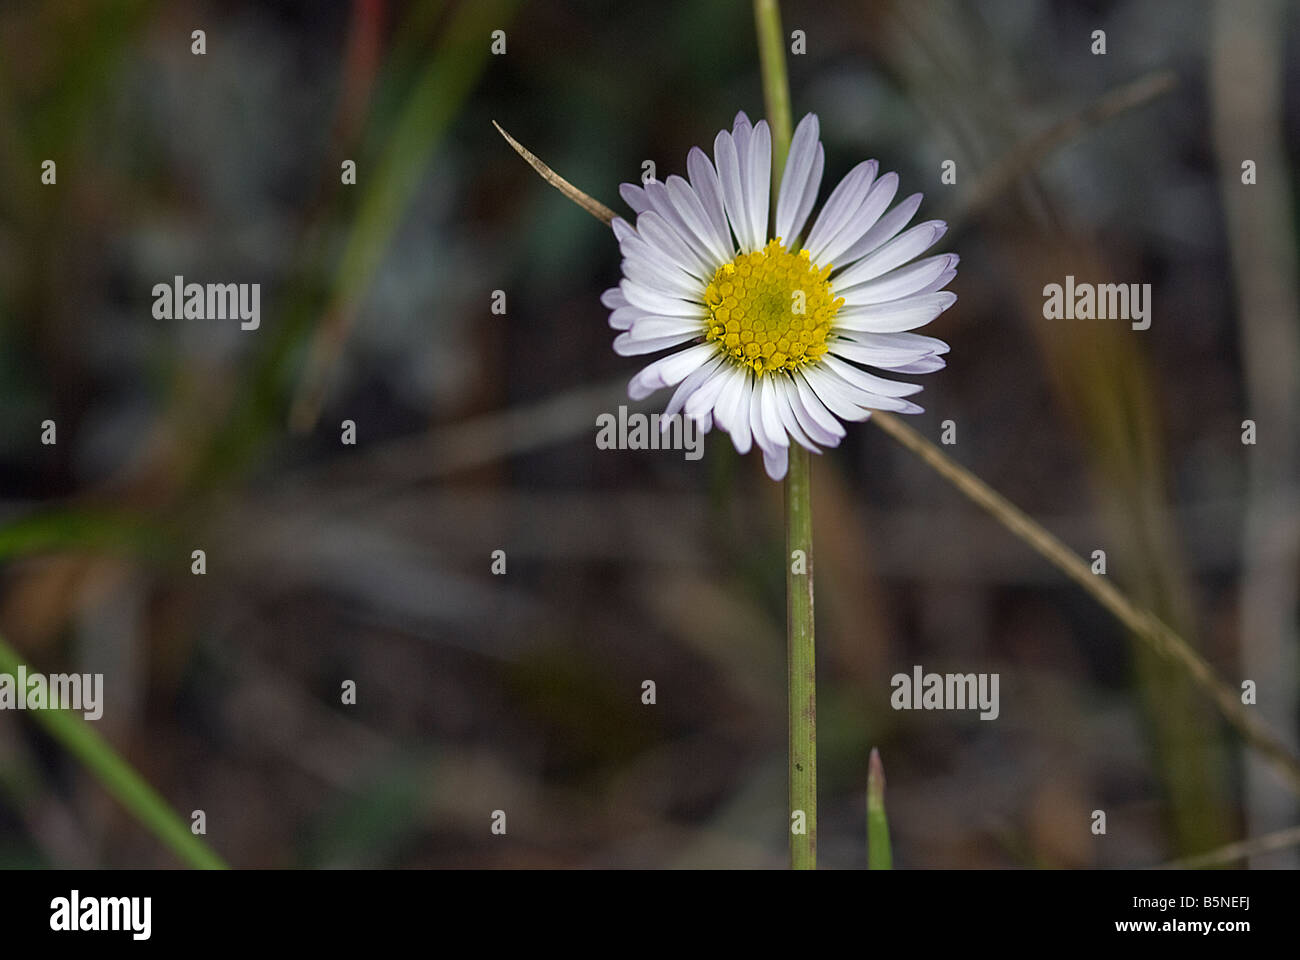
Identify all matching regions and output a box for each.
[703,238,843,376]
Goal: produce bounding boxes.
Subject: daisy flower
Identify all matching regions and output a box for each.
[602,111,957,480]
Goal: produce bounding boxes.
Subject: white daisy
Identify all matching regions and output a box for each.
[603,111,958,480]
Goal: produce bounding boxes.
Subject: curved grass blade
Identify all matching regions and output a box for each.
[0,634,226,869]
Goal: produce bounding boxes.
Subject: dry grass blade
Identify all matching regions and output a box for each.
[493,121,617,225]
[960,70,1179,219]
[1210,0,1300,863]
[871,410,1300,797]
[496,125,1300,800]
[1159,823,1300,869]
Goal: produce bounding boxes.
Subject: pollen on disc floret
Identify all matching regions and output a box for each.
[702,239,843,376]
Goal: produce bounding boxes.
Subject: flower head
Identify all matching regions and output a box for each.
[603,112,957,480]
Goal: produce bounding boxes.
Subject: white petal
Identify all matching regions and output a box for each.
[687,147,735,259]
[749,373,772,451]
[617,226,699,287]
[791,144,824,248]
[620,279,705,318]
[832,220,947,289]
[714,130,755,253]
[759,375,789,448]
[837,255,959,306]
[619,183,651,214]
[914,261,960,296]
[609,304,648,330]
[630,316,706,339]
[744,121,772,249]
[775,113,821,243]
[662,353,727,420]
[666,175,733,267]
[828,337,940,368]
[712,367,753,455]
[834,291,957,332]
[612,218,636,248]
[710,365,740,429]
[821,354,922,396]
[643,180,721,269]
[685,362,733,420]
[821,175,904,264]
[762,444,789,481]
[729,370,755,454]
[792,372,847,441]
[827,336,909,362]
[802,365,873,421]
[621,253,702,300]
[772,376,819,452]
[837,330,949,357]
[788,391,842,448]
[628,342,717,400]
[819,361,925,413]
[814,171,901,267]
[888,356,947,374]
[601,286,628,310]
[877,396,923,414]
[804,160,878,262]
[712,366,751,455]
[636,210,713,280]
[834,187,917,265]
[614,331,700,355]
[732,112,753,161]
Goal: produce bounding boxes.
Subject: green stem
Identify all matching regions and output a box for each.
[754,0,814,871]
[0,635,227,869]
[753,0,793,184]
[785,445,817,869]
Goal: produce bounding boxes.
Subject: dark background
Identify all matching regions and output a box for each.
[0,0,1297,868]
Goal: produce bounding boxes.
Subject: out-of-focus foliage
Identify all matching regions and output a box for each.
[0,0,1296,868]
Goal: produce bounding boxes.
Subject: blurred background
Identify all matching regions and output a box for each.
[0,0,1297,868]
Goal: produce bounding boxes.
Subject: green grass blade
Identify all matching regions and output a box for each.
[867,747,892,870]
[0,634,226,869]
